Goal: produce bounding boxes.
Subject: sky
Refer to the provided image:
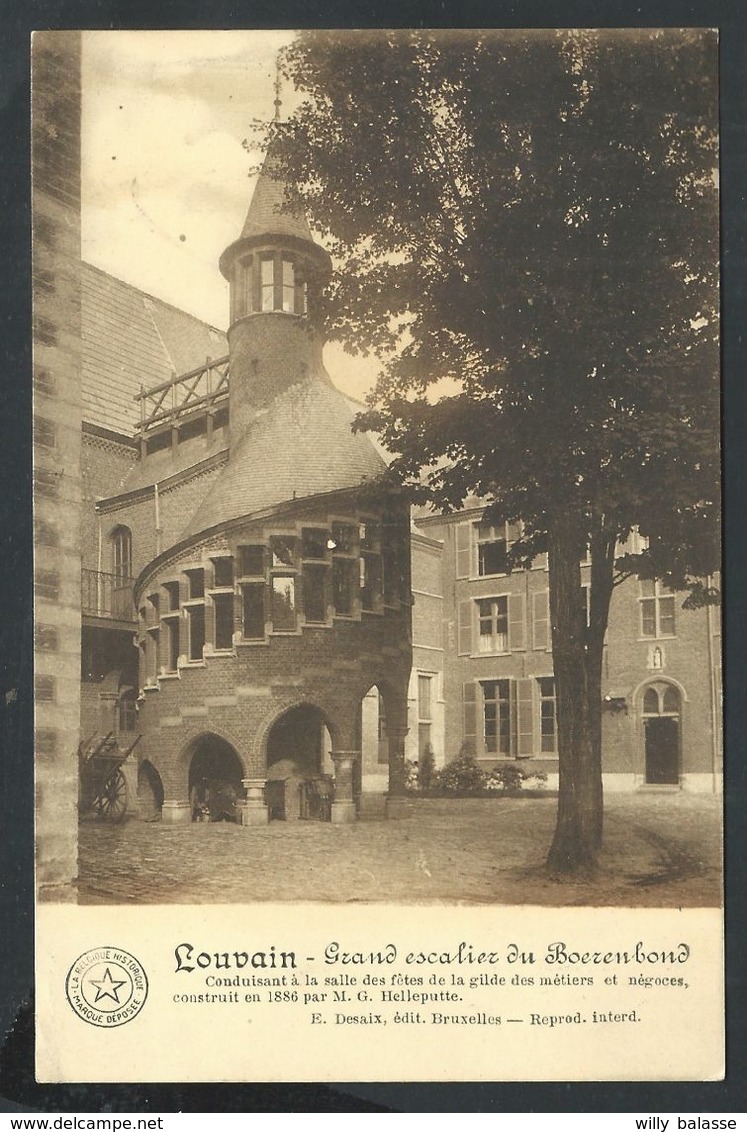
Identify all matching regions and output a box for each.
[81,30,380,401]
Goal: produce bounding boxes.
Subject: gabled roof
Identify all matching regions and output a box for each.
[181,377,387,539]
[81,262,227,436]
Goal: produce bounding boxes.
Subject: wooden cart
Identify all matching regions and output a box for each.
[78,731,140,822]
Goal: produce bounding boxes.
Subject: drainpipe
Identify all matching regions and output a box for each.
[705,576,720,793]
[154,481,162,557]
[97,516,103,615]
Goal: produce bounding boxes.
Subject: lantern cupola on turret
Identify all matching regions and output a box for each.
[219,143,332,429]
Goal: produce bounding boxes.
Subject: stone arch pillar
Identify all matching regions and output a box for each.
[380,687,411,820]
[329,751,357,824]
[326,696,361,824]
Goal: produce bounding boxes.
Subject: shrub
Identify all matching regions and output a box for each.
[486,765,550,793]
[418,744,436,792]
[438,747,487,793]
[487,763,526,793]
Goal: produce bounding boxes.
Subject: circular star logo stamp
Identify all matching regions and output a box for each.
[65,947,148,1028]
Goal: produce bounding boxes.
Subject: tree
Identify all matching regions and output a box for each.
[267,29,720,874]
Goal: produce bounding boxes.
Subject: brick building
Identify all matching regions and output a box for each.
[76,144,413,827]
[406,509,721,793]
[34,39,721,891]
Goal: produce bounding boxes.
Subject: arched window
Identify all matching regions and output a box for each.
[111,526,132,581]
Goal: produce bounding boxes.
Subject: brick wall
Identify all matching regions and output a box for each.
[422,511,720,789]
[131,499,413,804]
[32,31,83,899]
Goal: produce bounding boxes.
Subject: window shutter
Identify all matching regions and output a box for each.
[516,677,536,756]
[463,682,477,743]
[508,592,526,651]
[456,523,472,579]
[457,600,473,655]
[532,590,550,650]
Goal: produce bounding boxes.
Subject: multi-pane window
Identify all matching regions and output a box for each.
[242,585,265,639]
[236,254,305,317]
[465,676,557,758]
[476,523,509,576]
[111,527,132,580]
[538,677,557,753]
[360,555,382,612]
[301,529,329,624]
[331,523,358,616]
[303,564,328,623]
[477,597,509,653]
[241,550,267,642]
[333,559,356,616]
[282,259,295,312]
[261,257,275,311]
[271,576,296,631]
[640,580,676,638]
[417,674,434,757]
[213,593,234,650]
[270,537,297,631]
[481,679,512,755]
[187,604,205,660]
[119,690,138,732]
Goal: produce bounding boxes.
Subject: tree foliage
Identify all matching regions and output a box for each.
[270,29,720,872]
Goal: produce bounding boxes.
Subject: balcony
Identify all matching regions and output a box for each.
[81,569,135,625]
[135,355,229,454]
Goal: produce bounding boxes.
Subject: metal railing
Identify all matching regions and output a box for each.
[135,355,230,435]
[81,569,135,621]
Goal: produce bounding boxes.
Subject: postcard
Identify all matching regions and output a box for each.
[32,28,723,1084]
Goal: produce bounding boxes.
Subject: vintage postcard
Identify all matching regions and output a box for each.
[32,29,723,1083]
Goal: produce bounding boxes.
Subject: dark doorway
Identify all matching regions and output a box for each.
[642,682,681,785]
[188,735,243,822]
[266,705,328,820]
[267,705,324,775]
[644,717,679,785]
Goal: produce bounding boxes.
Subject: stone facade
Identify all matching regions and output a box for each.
[32,31,84,900]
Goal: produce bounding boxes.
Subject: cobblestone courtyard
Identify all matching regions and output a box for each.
[76,793,722,906]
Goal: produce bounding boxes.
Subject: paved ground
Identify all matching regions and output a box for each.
[77,793,722,906]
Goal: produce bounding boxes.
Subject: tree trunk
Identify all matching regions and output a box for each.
[546,519,598,875]
[585,518,616,850]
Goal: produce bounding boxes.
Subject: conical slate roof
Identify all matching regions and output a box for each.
[240,146,314,244]
[180,377,386,539]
